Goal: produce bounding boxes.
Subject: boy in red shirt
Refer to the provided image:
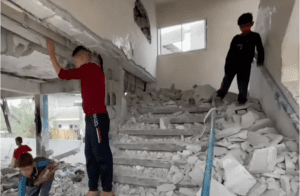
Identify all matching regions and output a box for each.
[12,137,32,168]
[47,39,113,196]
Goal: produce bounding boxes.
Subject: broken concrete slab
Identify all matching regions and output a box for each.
[248,146,277,174]
[241,111,259,129]
[264,134,283,147]
[230,130,248,140]
[187,156,198,165]
[186,145,202,153]
[227,148,247,165]
[189,160,205,186]
[192,85,216,105]
[246,182,267,196]
[179,188,197,196]
[248,119,275,132]
[214,147,228,156]
[196,179,236,196]
[241,141,251,151]
[261,189,280,196]
[172,172,184,184]
[285,154,296,173]
[247,131,269,148]
[157,184,176,192]
[275,144,288,154]
[232,115,241,124]
[280,175,291,196]
[256,127,279,135]
[160,117,171,130]
[266,178,279,190]
[215,126,242,140]
[221,154,257,195]
[285,141,299,152]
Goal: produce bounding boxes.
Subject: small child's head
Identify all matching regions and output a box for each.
[15,137,23,147]
[238,13,254,33]
[18,153,34,177]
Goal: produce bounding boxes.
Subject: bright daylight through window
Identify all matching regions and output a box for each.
[159,20,206,55]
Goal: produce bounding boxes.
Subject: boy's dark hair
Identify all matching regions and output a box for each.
[72,46,91,57]
[238,13,253,25]
[18,153,33,168]
[16,137,22,143]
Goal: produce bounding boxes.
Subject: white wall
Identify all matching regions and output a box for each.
[250,0,298,139]
[281,0,299,83]
[155,0,260,91]
[50,0,158,78]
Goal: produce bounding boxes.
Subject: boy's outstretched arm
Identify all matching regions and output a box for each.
[47,38,82,80]
[256,34,264,66]
[47,38,62,75]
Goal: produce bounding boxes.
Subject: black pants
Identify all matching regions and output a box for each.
[85,113,113,192]
[217,64,251,103]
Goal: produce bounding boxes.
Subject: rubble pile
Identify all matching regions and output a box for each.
[138,111,204,119]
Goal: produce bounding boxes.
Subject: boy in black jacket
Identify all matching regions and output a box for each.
[216,13,264,104]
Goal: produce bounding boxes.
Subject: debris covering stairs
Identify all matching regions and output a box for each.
[111,103,213,195]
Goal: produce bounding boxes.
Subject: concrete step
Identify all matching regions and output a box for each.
[119,128,204,136]
[114,142,208,152]
[113,157,186,168]
[137,105,211,114]
[136,116,205,124]
[113,175,199,189]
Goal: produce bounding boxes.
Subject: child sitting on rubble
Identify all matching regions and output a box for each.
[11,137,32,168]
[215,13,264,105]
[17,153,58,196]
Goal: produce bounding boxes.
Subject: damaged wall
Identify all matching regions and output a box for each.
[49,0,158,78]
[249,0,299,139]
[155,0,260,91]
[281,0,299,83]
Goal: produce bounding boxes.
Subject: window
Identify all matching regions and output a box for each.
[70,125,73,129]
[58,125,62,128]
[159,20,206,55]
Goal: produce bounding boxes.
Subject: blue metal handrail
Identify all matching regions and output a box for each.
[201,101,217,196]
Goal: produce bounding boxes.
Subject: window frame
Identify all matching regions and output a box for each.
[158,19,207,56]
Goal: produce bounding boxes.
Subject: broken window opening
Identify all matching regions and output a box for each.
[134,0,151,44]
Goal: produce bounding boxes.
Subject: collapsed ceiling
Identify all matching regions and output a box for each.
[1,0,155,87]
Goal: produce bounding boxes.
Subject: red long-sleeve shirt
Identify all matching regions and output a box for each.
[14,145,32,160]
[58,63,107,115]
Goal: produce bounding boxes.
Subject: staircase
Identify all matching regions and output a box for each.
[110,104,213,195]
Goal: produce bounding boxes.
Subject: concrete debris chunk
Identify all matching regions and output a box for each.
[247,131,269,148]
[221,154,257,195]
[275,143,288,154]
[197,179,236,196]
[246,182,267,196]
[181,150,193,156]
[256,127,278,135]
[280,175,291,196]
[290,179,299,194]
[179,188,197,196]
[187,156,198,165]
[266,178,279,190]
[172,172,184,184]
[285,141,299,152]
[230,130,248,140]
[189,160,205,185]
[241,111,259,129]
[227,144,241,149]
[166,191,174,196]
[273,167,286,175]
[192,84,216,104]
[248,146,277,174]
[214,147,228,156]
[216,138,232,147]
[249,119,274,132]
[175,125,185,130]
[186,145,201,153]
[285,154,296,173]
[241,141,251,151]
[227,148,247,165]
[215,126,242,140]
[157,184,176,192]
[264,134,283,147]
[261,189,280,196]
[232,115,241,124]
[160,117,171,129]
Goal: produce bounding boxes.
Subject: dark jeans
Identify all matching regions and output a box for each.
[26,180,53,196]
[217,64,251,103]
[85,113,113,192]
